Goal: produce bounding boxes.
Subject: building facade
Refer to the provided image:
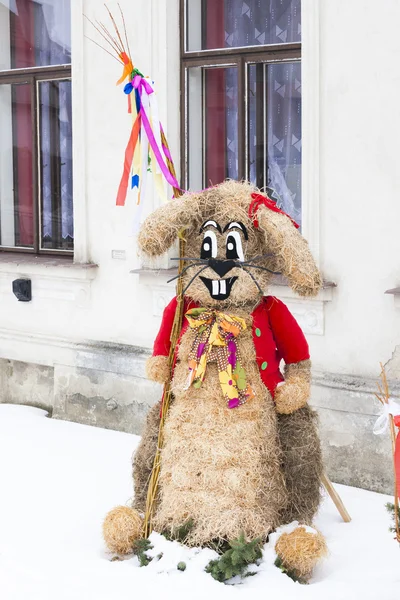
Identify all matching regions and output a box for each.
[0,0,399,494]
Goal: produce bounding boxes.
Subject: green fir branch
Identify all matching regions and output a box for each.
[205,533,262,583]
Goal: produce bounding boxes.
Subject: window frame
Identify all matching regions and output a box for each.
[0,63,72,256]
[180,0,301,192]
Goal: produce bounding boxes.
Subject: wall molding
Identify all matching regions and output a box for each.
[0,326,151,376]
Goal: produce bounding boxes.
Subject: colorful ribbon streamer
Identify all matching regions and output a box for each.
[116,113,141,207]
[115,60,180,211]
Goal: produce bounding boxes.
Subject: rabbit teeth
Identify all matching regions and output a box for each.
[200,276,238,300]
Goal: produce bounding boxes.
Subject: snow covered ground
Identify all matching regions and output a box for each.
[0,404,398,600]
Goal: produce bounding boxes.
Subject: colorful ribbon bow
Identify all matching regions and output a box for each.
[185,307,255,409]
[248,192,300,229]
[115,53,180,227]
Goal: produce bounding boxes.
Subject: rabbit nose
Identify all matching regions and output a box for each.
[208,258,236,278]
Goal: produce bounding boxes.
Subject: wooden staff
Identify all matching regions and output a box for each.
[143,131,185,538]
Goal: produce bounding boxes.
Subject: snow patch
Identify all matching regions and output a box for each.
[0,404,398,600]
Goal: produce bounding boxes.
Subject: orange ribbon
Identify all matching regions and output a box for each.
[116,52,133,85]
[116,113,141,207]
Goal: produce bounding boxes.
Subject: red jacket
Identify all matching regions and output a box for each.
[153,296,310,397]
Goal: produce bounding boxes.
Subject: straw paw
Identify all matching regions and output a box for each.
[146,355,170,384]
[274,376,310,415]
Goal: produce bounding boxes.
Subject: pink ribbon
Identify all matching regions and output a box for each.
[132,74,154,95]
[133,75,181,190]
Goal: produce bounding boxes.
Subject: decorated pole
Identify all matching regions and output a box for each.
[85,6,187,537]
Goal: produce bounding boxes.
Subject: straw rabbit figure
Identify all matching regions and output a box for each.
[103,180,327,580]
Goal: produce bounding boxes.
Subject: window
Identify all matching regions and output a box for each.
[0,0,72,254]
[181,0,302,226]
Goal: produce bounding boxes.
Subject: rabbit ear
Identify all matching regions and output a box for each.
[137,193,201,257]
[257,206,322,297]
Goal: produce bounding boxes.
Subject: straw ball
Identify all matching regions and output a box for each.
[102,506,142,554]
[275,526,327,579]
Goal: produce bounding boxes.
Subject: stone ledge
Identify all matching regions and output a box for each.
[313,370,400,404]
[0,252,98,280]
[0,328,152,378]
[385,287,400,308]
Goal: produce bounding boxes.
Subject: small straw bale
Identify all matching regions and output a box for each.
[102,506,142,555]
[275,526,327,579]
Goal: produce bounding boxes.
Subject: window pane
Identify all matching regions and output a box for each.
[248,61,302,225]
[38,79,73,250]
[0,81,34,248]
[186,0,301,51]
[187,66,238,189]
[0,0,71,71]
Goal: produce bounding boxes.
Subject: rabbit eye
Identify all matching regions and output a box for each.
[226,232,244,262]
[201,231,217,259]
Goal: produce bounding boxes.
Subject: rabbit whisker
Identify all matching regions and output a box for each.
[239,265,264,295]
[245,253,275,263]
[167,262,204,284]
[240,262,281,275]
[182,265,209,295]
[170,257,208,263]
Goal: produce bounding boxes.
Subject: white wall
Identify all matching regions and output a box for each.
[308,0,400,377]
[0,0,180,361]
[0,0,399,385]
